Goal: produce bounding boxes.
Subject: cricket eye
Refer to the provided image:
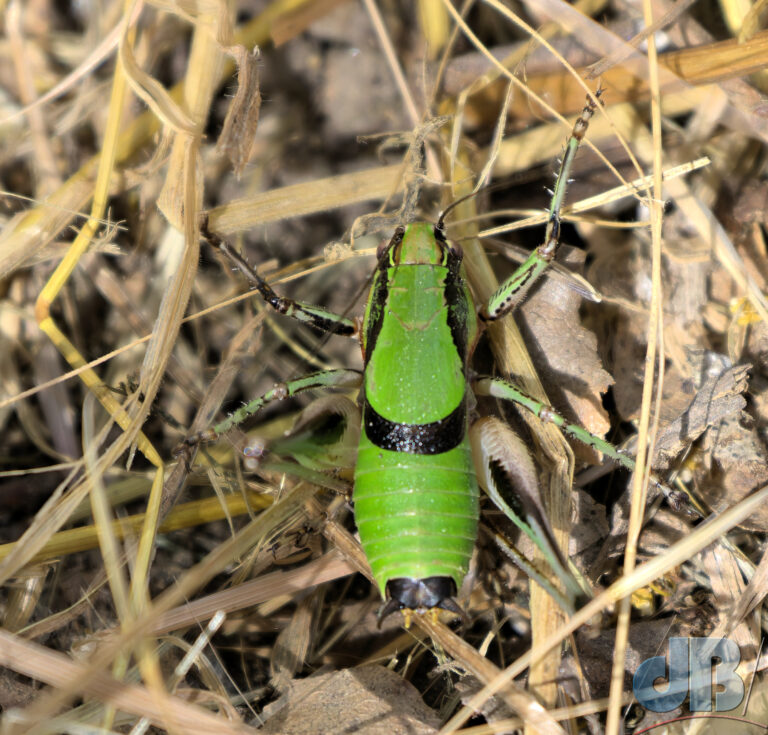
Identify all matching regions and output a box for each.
[379,226,404,260]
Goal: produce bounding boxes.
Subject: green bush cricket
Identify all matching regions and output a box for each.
[183,91,664,621]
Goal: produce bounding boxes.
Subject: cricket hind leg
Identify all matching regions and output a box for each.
[469,416,588,612]
[241,394,361,502]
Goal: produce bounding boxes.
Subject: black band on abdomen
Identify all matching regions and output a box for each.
[362,398,466,455]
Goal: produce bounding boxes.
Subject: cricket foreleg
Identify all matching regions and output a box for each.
[201,219,358,337]
[182,369,362,447]
[480,92,601,321]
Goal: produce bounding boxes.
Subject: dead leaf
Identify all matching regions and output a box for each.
[270,595,315,693]
[518,245,613,465]
[217,46,262,178]
[260,665,440,735]
[698,412,768,531]
[569,489,609,557]
[652,362,750,468]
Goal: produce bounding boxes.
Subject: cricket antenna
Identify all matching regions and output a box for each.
[437,188,485,231]
[437,179,519,231]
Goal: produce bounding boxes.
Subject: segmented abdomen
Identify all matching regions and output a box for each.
[355,224,480,600]
[354,436,479,596]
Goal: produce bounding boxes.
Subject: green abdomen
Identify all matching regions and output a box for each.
[354,434,479,596]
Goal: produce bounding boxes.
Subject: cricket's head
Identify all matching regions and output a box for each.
[378,222,462,267]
